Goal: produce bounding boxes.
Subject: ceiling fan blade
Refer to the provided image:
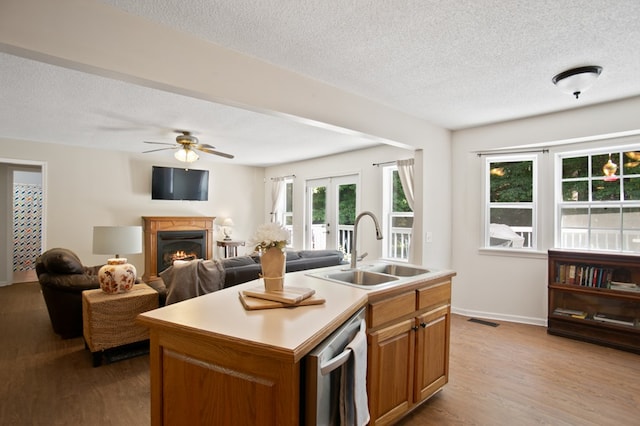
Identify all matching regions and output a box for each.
[143,147,177,153]
[144,141,177,146]
[196,143,216,150]
[199,147,235,159]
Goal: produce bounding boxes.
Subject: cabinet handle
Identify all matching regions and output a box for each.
[411,326,419,332]
[420,322,427,328]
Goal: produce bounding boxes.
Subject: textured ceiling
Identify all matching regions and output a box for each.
[2,0,640,166]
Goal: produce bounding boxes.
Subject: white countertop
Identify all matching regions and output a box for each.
[138,268,369,362]
[138,263,456,362]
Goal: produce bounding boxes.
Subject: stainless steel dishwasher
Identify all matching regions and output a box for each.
[304,307,366,425]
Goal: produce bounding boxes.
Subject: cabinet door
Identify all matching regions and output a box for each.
[414,305,450,403]
[368,318,415,426]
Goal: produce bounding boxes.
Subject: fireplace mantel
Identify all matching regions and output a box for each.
[142,216,215,282]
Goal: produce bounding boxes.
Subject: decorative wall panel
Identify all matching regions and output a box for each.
[13,183,42,271]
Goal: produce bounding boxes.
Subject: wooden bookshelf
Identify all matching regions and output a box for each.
[547,249,640,354]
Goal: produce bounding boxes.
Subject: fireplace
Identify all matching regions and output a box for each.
[142,216,215,282]
[157,230,206,273]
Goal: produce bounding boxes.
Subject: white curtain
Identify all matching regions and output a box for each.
[270,177,285,223]
[397,159,415,211]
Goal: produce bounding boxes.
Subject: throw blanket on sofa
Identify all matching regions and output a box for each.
[160,259,225,305]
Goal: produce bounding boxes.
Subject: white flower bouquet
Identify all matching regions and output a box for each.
[248,222,290,252]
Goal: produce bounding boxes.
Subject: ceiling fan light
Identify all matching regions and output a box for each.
[552,66,602,99]
[174,147,199,163]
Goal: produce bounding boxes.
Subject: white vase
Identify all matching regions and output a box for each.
[98,258,137,294]
[260,247,286,292]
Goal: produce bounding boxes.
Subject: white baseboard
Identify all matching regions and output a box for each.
[451,306,547,327]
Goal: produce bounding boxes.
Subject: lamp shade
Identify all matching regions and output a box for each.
[222,218,234,227]
[552,66,602,99]
[93,226,143,257]
[174,147,199,162]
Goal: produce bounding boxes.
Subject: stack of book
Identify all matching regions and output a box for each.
[552,308,588,319]
[593,312,637,327]
[238,286,325,310]
[609,281,640,292]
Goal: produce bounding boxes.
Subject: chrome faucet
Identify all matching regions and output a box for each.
[350,211,383,269]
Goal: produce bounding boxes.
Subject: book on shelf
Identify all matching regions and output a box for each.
[609,281,640,292]
[555,263,613,289]
[592,312,637,327]
[553,308,587,318]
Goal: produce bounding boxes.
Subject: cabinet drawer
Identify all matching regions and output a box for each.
[417,281,451,311]
[368,291,416,329]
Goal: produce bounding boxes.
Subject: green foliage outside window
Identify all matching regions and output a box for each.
[490,161,533,202]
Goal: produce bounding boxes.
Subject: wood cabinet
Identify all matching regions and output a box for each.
[366,278,452,425]
[547,249,640,354]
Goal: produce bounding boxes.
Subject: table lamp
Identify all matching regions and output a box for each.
[222,218,234,241]
[93,226,143,294]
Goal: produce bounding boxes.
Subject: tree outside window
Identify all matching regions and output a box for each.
[486,157,536,249]
[559,149,640,252]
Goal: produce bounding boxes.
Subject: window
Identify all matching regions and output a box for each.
[558,149,640,252]
[485,156,537,249]
[283,180,293,245]
[382,166,413,260]
[275,178,294,245]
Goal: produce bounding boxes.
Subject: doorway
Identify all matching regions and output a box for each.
[305,174,359,256]
[1,161,44,285]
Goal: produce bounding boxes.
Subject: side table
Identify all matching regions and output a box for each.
[82,283,159,366]
[217,240,245,258]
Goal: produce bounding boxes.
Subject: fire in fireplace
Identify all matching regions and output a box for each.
[157,230,206,273]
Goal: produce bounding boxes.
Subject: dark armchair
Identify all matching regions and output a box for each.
[35,248,103,339]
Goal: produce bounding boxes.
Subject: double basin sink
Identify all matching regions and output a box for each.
[308,262,432,289]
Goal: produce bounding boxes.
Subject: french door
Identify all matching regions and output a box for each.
[305,175,359,254]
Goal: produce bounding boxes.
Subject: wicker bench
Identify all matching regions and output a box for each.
[82,283,159,366]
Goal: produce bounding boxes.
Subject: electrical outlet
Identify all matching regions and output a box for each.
[425,232,433,243]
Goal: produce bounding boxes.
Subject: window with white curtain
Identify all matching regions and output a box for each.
[273,178,294,245]
[382,165,413,260]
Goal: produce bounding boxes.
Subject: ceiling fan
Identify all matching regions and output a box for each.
[143,131,234,163]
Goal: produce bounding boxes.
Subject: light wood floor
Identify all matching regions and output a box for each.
[1,282,638,425]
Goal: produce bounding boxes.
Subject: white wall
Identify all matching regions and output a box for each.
[451,96,640,325]
[0,138,265,273]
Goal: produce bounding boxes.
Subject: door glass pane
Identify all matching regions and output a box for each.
[337,183,356,255]
[338,184,356,225]
[311,186,327,249]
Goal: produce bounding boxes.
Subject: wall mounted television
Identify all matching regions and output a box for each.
[151,166,209,201]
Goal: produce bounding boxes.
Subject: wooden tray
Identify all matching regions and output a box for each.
[242,286,315,304]
[238,292,325,310]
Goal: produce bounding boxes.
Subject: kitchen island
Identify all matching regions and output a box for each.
[138,264,455,425]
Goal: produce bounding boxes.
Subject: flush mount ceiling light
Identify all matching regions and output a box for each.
[552,65,602,99]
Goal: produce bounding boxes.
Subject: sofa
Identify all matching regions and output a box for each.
[150,249,346,305]
[35,248,104,339]
[37,248,345,336]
